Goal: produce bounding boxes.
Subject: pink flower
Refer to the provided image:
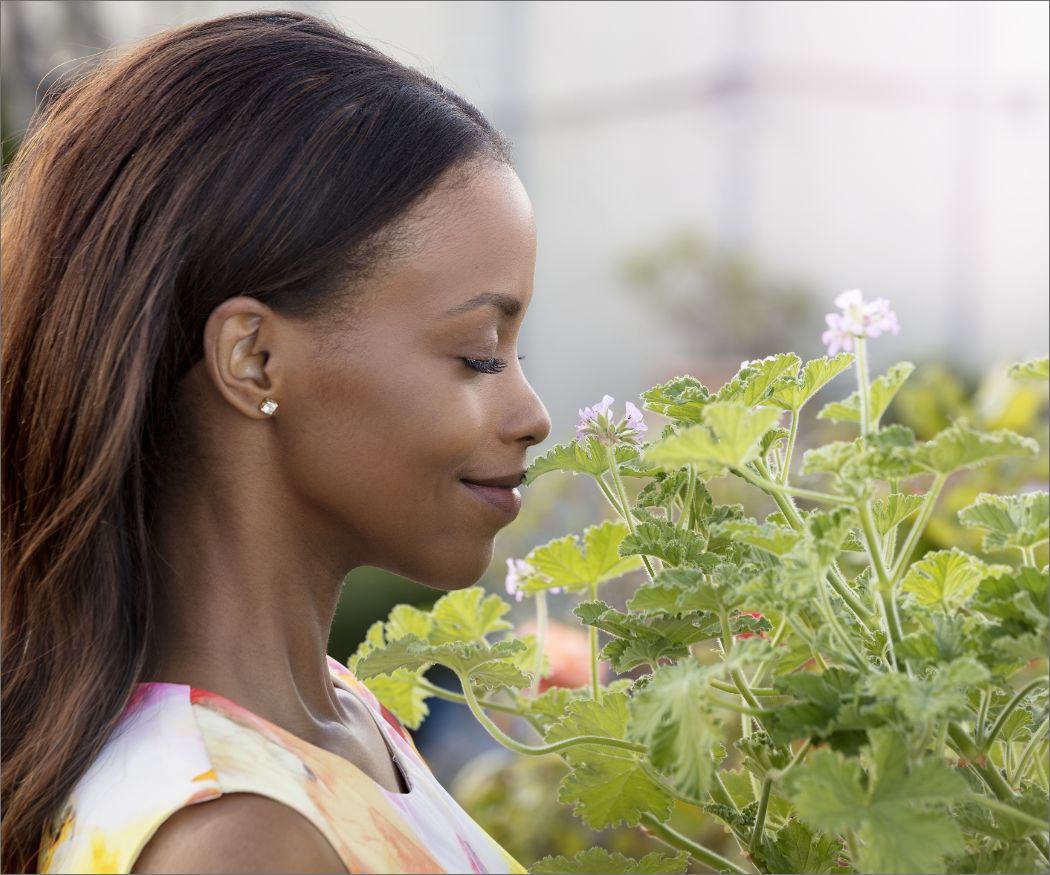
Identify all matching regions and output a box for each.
[822,289,900,355]
[575,395,648,447]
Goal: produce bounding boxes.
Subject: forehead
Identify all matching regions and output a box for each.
[369,162,536,322]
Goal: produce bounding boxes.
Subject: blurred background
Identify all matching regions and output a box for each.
[4,1,1047,869]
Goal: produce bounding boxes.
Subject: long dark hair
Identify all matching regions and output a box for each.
[0,10,512,871]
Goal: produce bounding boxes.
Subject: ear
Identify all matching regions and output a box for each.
[202,297,282,419]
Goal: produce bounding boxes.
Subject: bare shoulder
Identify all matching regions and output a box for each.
[130,792,349,874]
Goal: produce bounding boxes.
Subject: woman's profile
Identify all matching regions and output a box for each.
[1,9,551,873]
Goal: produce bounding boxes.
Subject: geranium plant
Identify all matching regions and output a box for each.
[349,291,1049,874]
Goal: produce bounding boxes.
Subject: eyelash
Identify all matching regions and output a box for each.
[463,355,526,374]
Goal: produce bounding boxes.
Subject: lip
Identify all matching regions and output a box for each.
[461,480,522,520]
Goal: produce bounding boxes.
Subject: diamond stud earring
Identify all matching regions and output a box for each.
[259,397,279,416]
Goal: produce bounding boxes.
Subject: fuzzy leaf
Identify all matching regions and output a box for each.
[525,438,646,485]
[788,729,967,873]
[523,520,643,594]
[618,518,718,569]
[958,491,1049,553]
[863,657,989,725]
[766,353,855,412]
[900,547,1012,613]
[428,587,512,644]
[817,361,915,428]
[717,353,802,406]
[912,418,1038,476]
[871,492,925,535]
[1007,356,1049,381]
[639,375,714,425]
[643,402,783,473]
[529,848,689,874]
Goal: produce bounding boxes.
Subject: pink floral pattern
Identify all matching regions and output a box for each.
[38,655,526,874]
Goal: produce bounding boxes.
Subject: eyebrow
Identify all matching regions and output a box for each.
[442,292,522,320]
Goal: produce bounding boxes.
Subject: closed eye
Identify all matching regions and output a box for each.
[463,355,526,374]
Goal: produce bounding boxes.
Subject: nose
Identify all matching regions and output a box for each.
[510,370,552,449]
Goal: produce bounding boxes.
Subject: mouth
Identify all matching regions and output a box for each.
[460,480,522,520]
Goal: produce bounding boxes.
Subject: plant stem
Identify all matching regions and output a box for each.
[415,678,524,716]
[736,466,853,506]
[975,689,991,749]
[710,677,778,697]
[742,460,878,631]
[778,409,799,485]
[678,464,697,530]
[588,581,602,702]
[962,793,1050,833]
[857,500,903,668]
[639,813,750,875]
[604,445,658,581]
[749,774,774,856]
[748,616,789,688]
[458,671,647,757]
[709,693,777,718]
[1021,545,1037,567]
[855,336,871,436]
[812,553,869,670]
[888,474,946,584]
[1012,717,1049,784]
[982,677,1050,754]
[719,613,763,712]
[531,591,548,698]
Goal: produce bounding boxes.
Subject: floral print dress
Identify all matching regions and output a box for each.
[38,655,527,874]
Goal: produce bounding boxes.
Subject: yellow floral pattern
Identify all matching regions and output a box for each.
[38,655,527,874]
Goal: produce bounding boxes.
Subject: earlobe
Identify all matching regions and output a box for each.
[203,298,280,419]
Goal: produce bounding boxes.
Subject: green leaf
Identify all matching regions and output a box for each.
[863,657,990,725]
[717,353,802,406]
[529,848,689,875]
[800,426,918,500]
[752,818,851,875]
[912,418,1039,476]
[643,402,784,473]
[900,547,1012,613]
[1007,356,1049,381]
[871,492,925,536]
[767,667,862,745]
[639,375,714,425]
[384,604,434,642]
[710,517,802,557]
[817,361,915,428]
[788,729,967,873]
[767,353,855,412]
[428,587,512,644]
[525,437,645,484]
[626,659,735,801]
[545,692,673,829]
[354,633,530,691]
[523,520,643,594]
[359,670,432,730]
[958,491,1049,553]
[618,518,718,569]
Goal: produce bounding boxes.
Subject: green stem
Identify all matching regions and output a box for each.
[855,335,871,436]
[710,693,777,718]
[588,581,601,702]
[1021,545,1036,567]
[777,409,800,485]
[749,774,774,856]
[458,670,646,757]
[963,793,1050,833]
[719,613,763,712]
[737,468,853,506]
[531,591,548,698]
[888,474,946,584]
[710,677,778,697]
[678,464,697,530]
[603,445,658,581]
[858,500,903,668]
[639,813,751,875]
[982,678,1050,754]
[1012,717,1049,784]
[975,690,991,749]
[812,552,869,670]
[748,616,789,689]
[740,461,877,631]
[416,678,524,717]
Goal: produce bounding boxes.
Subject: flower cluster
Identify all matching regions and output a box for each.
[575,395,648,448]
[821,289,900,355]
[505,557,560,603]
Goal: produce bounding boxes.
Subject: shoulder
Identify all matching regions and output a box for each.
[130,792,349,874]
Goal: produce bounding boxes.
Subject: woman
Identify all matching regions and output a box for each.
[1,9,551,873]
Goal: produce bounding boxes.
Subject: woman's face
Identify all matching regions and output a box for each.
[277,161,552,589]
